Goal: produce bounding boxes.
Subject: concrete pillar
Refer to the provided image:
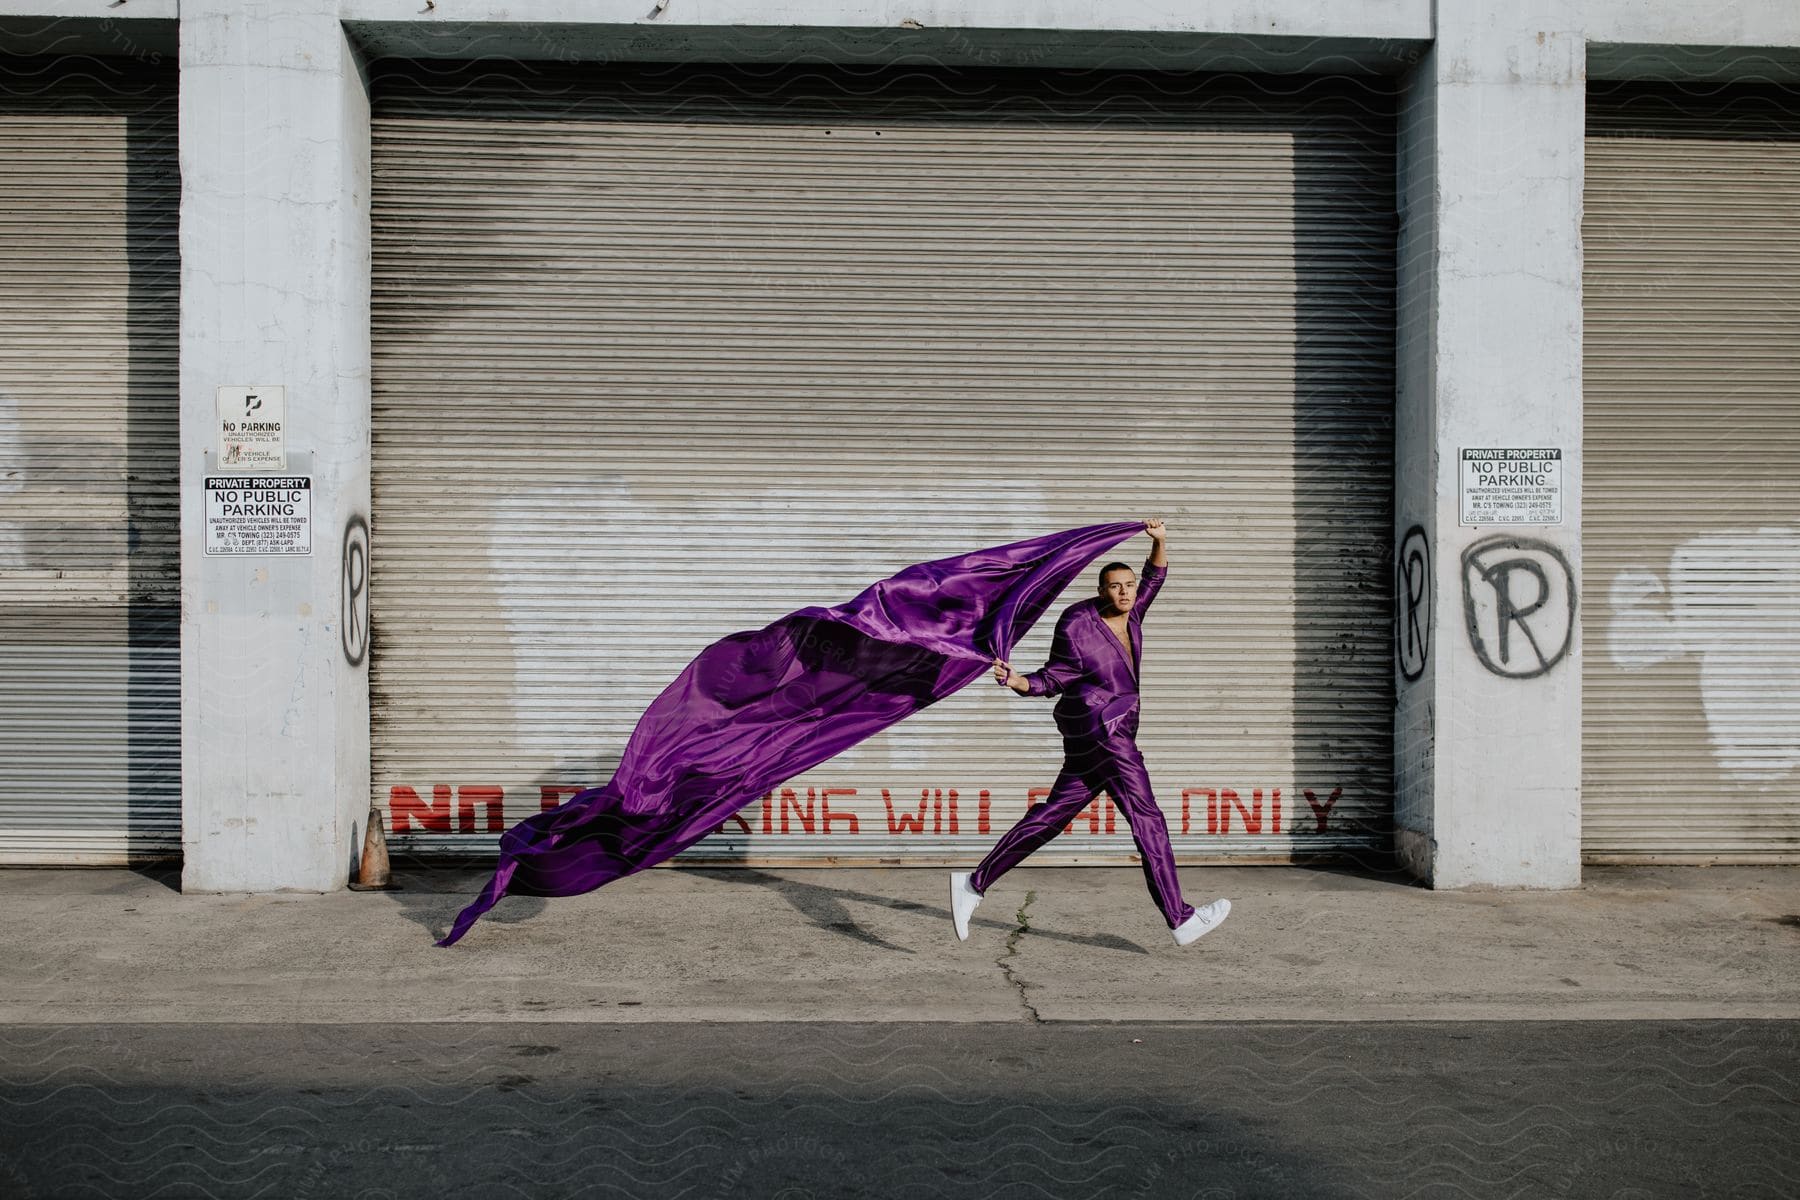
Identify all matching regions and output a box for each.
[1393,4,1585,887]
[178,0,371,891]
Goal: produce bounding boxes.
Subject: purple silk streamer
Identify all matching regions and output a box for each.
[435,520,1144,947]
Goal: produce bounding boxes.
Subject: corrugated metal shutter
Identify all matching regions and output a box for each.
[369,64,1395,864]
[1583,82,1800,862]
[0,59,181,864]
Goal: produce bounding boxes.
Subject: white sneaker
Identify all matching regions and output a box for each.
[949,871,983,941]
[1172,898,1231,946]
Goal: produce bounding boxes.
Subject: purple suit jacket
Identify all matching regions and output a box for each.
[1024,560,1167,742]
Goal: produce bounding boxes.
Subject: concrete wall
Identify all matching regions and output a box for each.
[334,0,1429,40]
[176,0,371,892]
[6,0,1797,890]
[1394,6,1588,888]
[1576,0,1800,46]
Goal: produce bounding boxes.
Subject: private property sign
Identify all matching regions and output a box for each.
[1459,448,1564,525]
[205,476,313,555]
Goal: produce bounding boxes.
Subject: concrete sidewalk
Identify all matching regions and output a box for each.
[3,864,1796,1024]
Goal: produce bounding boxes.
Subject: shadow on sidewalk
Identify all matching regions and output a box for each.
[1289,853,1428,890]
[369,857,1435,949]
[686,867,1153,955]
[130,863,180,893]
[371,855,549,944]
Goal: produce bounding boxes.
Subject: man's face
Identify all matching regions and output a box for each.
[1099,569,1137,614]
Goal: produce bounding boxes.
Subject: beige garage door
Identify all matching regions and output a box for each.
[0,59,181,864]
[369,63,1398,865]
[1584,81,1800,862]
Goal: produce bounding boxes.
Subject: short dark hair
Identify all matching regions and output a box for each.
[1097,561,1135,587]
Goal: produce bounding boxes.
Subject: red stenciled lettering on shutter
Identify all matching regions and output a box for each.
[820,787,859,835]
[883,788,929,835]
[1304,787,1342,833]
[389,785,452,834]
[458,786,504,834]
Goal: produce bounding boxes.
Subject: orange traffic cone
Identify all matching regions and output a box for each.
[348,806,399,891]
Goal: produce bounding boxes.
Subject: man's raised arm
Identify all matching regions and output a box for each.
[1134,518,1169,617]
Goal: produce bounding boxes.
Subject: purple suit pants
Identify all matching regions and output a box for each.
[970,725,1195,930]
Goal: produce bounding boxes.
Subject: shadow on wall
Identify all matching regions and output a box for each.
[125,74,181,870]
[1292,78,1399,871]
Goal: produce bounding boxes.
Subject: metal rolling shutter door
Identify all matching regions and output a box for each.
[1583,82,1800,862]
[369,64,1395,863]
[0,60,181,864]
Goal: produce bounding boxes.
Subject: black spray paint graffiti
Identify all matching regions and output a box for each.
[1460,535,1575,679]
[341,515,370,667]
[1396,525,1430,681]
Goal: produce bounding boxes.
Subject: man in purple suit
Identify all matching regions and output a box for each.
[950,518,1232,947]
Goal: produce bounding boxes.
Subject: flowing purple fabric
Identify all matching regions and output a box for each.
[435,520,1143,947]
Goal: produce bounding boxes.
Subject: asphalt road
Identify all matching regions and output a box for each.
[0,1020,1793,1199]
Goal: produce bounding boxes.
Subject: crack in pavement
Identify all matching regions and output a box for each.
[997,889,1043,1024]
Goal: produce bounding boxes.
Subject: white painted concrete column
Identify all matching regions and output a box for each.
[178,0,372,891]
[1393,3,1585,888]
